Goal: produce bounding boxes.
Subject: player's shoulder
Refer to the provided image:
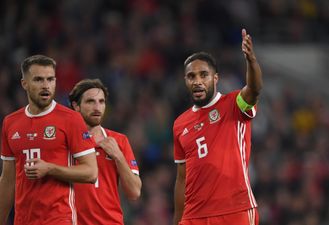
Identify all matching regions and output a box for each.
[3,107,25,122]
[220,90,239,101]
[173,107,194,128]
[104,128,128,141]
[54,103,82,117]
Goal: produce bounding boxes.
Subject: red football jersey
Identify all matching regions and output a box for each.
[1,101,95,225]
[74,127,139,225]
[173,91,257,219]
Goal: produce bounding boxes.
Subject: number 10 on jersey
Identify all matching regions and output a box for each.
[23,148,41,166]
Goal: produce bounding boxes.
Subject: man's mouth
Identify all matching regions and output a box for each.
[40,92,51,99]
[192,88,205,97]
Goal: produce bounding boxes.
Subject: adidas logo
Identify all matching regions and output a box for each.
[11,132,20,140]
[182,128,189,136]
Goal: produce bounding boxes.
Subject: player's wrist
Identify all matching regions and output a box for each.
[113,152,124,162]
[46,163,56,176]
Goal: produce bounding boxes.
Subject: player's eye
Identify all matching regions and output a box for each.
[186,73,195,80]
[33,77,43,82]
[200,72,208,78]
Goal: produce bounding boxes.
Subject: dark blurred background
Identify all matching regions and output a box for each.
[1,0,329,225]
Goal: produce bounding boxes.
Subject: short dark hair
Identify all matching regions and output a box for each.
[21,55,56,78]
[68,79,109,108]
[184,52,218,73]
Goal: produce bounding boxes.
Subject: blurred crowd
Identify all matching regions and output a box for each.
[1,0,329,225]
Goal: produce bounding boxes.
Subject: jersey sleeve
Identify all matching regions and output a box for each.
[1,117,15,160]
[66,112,95,158]
[233,90,257,121]
[120,135,139,175]
[173,123,185,164]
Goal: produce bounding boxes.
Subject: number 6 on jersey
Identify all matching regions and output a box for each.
[196,136,208,158]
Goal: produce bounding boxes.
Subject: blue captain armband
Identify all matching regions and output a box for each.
[236,92,254,112]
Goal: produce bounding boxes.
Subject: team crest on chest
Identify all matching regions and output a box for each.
[209,109,220,124]
[44,126,56,140]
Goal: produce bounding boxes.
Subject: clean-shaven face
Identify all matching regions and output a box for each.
[184,59,218,107]
[78,88,106,128]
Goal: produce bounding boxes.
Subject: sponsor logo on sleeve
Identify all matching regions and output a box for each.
[130,160,138,166]
[82,131,91,140]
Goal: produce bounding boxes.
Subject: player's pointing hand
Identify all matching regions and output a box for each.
[242,28,257,63]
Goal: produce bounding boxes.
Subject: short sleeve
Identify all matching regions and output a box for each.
[120,135,139,175]
[66,112,95,158]
[173,125,185,164]
[233,91,257,121]
[1,118,15,160]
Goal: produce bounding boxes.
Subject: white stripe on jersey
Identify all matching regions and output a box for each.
[248,208,256,225]
[73,148,95,158]
[243,106,257,118]
[132,169,140,175]
[174,159,186,164]
[68,153,77,225]
[237,121,257,208]
[0,155,15,160]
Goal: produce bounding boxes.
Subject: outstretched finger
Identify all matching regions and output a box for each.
[242,28,247,38]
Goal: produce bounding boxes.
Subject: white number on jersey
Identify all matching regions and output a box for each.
[23,148,41,165]
[196,136,208,158]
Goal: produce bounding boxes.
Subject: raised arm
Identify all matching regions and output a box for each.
[240,28,263,105]
[24,152,98,183]
[0,160,15,224]
[174,163,186,225]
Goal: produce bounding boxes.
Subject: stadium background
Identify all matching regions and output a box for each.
[0,0,329,224]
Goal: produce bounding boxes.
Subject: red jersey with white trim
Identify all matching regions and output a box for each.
[75,127,139,225]
[1,101,95,225]
[173,91,257,219]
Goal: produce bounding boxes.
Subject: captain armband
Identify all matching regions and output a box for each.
[236,92,254,112]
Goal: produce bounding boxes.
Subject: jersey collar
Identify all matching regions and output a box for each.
[192,92,221,112]
[100,126,107,137]
[25,100,57,118]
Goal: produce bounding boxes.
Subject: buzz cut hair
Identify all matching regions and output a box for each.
[68,78,109,108]
[21,55,56,78]
[184,52,218,73]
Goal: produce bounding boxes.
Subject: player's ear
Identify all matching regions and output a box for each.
[21,78,28,91]
[214,73,219,84]
[72,101,80,112]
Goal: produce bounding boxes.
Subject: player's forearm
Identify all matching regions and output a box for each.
[173,179,185,225]
[246,60,262,96]
[47,163,98,184]
[0,180,15,224]
[116,158,141,200]
[241,60,263,105]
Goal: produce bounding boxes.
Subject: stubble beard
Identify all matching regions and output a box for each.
[84,115,103,128]
[192,85,215,107]
[29,93,54,111]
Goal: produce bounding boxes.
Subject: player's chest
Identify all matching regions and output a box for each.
[95,147,116,167]
[7,118,66,152]
[178,107,237,159]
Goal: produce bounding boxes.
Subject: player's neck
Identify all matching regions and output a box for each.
[89,125,103,137]
[27,102,53,115]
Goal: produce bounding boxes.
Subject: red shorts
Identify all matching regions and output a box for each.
[179,208,259,225]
